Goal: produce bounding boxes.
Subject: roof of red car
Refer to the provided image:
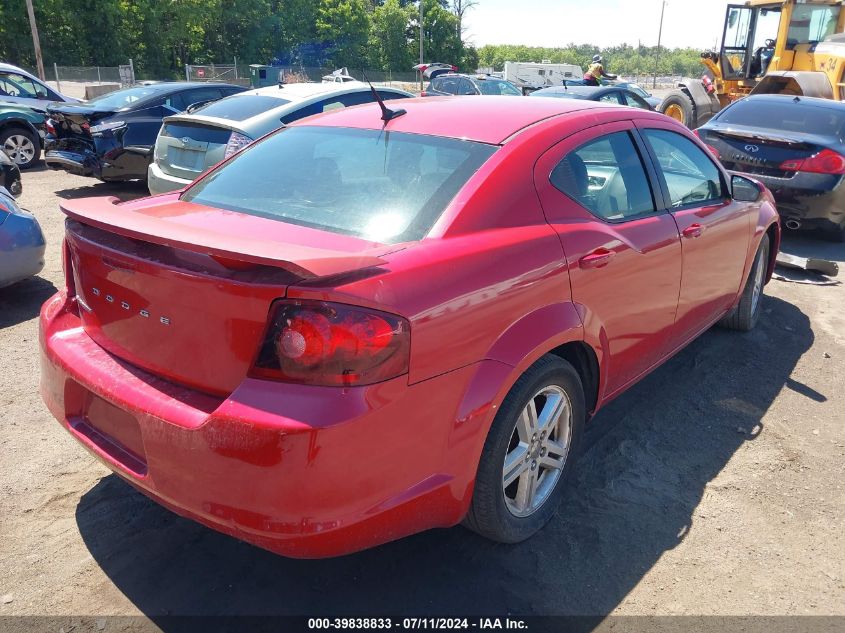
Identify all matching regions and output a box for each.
[297,95,618,145]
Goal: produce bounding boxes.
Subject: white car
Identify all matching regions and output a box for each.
[0,63,78,109]
[148,81,413,195]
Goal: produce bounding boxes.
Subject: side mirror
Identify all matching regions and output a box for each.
[732,174,763,202]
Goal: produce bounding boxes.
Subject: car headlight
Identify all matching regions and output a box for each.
[89,120,126,134]
[224,132,253,159]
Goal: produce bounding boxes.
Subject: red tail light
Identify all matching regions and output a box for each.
[45,119,56,135]
[693,130,721,160]
[420,91,429,97]
[780,148,845,175]
[250,300,410,387]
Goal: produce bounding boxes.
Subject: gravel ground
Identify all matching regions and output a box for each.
[0,165,843,619]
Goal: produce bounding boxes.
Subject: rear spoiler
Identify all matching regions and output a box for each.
[60,196,387,279]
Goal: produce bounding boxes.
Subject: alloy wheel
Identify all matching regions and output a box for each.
[502,385,572,517]
[3,135,36,165]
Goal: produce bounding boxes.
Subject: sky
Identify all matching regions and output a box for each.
[462,0,734,50]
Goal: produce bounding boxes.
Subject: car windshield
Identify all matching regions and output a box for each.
[476,80,521,96]
[194,94,291,120]
[86,85,165,109]
[182,126,497,243]
[717,99,845,141]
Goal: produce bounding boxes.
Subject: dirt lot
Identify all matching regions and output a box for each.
[0,165,843,619]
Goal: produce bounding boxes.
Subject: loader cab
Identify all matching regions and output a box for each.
[720,2,845,83]
[720,3,783,81]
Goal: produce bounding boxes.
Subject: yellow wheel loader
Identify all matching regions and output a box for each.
[659,0,845,127]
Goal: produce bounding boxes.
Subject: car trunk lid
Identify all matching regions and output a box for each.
[701,125,832,178]
[155,117,234,181]
[62,195,389,395]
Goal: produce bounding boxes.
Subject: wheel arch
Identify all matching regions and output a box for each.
[446,303,601,520]
[0,118,41,139]
[0,119,42,151]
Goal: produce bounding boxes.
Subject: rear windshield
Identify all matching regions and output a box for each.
[86,85,165,109]
[193,94,291,121]
[182,126,497,243]
[718,99,845,140]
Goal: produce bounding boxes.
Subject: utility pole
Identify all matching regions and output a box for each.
[25,0,46,80]
[419,0,425,91]
[653,0,667,90]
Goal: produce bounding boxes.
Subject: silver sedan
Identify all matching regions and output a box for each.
[0,186,46,288]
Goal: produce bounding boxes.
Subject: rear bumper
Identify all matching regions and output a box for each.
[0,213,46,288]
[44,149,100,178]
[39,292,493,558]
[735,172,845,230]
[147,162,191,195]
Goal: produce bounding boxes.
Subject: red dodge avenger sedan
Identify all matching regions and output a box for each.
[40,96,780,557]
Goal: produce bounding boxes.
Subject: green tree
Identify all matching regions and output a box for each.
[316,0,371,68]
[369,0,414,71]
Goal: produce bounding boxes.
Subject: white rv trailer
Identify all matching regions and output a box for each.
[502,61,584,94]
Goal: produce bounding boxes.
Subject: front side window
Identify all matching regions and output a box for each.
[624,92,651,110]
[550,131,657,222]
[598,92,623,104]
[182,126,497,243]
[642,129,725,208]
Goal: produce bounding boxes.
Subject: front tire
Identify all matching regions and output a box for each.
[659,90,695,127]
[464,355,585,543]
[719,234,770,331]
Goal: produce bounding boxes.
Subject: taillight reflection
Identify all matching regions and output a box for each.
[250,300,410,387]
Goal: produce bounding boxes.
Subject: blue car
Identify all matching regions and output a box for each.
[0,182,46,288]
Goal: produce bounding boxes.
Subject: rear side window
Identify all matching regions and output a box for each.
[642,129,725,207]
[168,87,223,111]
[182,126,497,243]
[476,80,521,96]
[434,77,460,94]
[550,131,656,222]
[456,79,477,95]
[717,99,845,141]
[194,94,291,121]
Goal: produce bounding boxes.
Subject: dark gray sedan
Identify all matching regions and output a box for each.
[529,85,655,110]
[0,185,45,288]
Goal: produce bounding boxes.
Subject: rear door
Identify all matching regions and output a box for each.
[637,123,752,349]
[535,121,682,398]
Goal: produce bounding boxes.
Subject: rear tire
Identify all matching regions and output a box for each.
[464,355,585,543]
[0,126,39,169]
[659,90,695,127]
[719,234,770,331]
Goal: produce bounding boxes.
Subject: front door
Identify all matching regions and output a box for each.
[637,123,752,350]
[535,121,682,399]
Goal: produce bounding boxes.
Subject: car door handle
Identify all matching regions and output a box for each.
[682,223,704,239]
[579,248,615,269]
